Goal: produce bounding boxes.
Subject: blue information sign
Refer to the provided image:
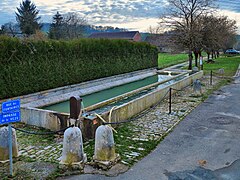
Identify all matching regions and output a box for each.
[0,112,21,125]
[0,99,21,176]
[2,99,20,113]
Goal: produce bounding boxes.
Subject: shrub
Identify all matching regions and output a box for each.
[0,36,158,99]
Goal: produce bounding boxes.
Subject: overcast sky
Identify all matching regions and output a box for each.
[0,0,239,33]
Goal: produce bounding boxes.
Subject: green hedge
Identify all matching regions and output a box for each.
[0,36,158,99]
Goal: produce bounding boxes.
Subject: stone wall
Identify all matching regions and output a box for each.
[21,107,69,131]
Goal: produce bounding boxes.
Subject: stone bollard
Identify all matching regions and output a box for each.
[60,127,87,170]
[193,79,202,95]
[218,68,224,75]
[192,66,199,73]
[0,126,18,162]
[93,125,120,170]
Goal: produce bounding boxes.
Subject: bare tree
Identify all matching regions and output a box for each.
[0,22,20,37]
[159,0,216,69]
[61,13,87,39]
[148,26,161,35]
[0,25,7,35]
[199,15,237,60]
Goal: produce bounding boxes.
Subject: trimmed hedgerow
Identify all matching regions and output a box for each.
[0,36,158,99]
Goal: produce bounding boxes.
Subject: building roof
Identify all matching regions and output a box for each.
[88,31,139,40]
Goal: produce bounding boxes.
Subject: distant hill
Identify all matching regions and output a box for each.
[83,25,127,36]
[3,22,149,40]
[41,23,127,37]
[41,23,51,34]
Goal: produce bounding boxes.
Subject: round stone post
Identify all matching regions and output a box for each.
[192,66,199,73]
[60,127,86,170]
[93,125,120,169]
[193,79,202,95]
[0,126,18,162]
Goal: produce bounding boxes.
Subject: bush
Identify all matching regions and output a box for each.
[0,36,158,99]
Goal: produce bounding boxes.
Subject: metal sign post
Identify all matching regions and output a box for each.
[0,99,21,177]
[8,123,13,176]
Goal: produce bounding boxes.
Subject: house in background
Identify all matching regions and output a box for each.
[88,31,142,42]
[145,32,184,53]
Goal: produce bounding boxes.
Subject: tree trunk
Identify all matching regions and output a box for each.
[207,53,210,60]
[217,50,219,58]
[193,50,199,67]
[211,50,214,59]
[188,50,193,70]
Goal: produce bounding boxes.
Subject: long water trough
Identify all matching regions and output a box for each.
[13,64,203,134]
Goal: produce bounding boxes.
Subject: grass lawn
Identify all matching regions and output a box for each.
[158,53,188,69]
[203,55,240,76]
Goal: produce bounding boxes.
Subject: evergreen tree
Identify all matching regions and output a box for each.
[16,0,41,36]
[49,12,63,39]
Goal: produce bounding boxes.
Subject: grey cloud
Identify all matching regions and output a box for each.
[0,0,239,27]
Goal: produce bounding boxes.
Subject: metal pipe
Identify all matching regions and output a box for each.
[8,124,13,177]
[210,70,213,85]
[169,88,172,114]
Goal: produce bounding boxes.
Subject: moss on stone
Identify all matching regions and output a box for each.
[64,152,82,165]
[94,146,116,161]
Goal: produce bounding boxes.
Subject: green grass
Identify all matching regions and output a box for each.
[158,53,188,69]
[113,123,160,165]
[16,123,55,146]
[83,123,161,166]
[203,55,240,76]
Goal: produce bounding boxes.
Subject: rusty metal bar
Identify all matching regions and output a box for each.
[210,70,213,85]
[169,88,172,114]
[70,96,82,119]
